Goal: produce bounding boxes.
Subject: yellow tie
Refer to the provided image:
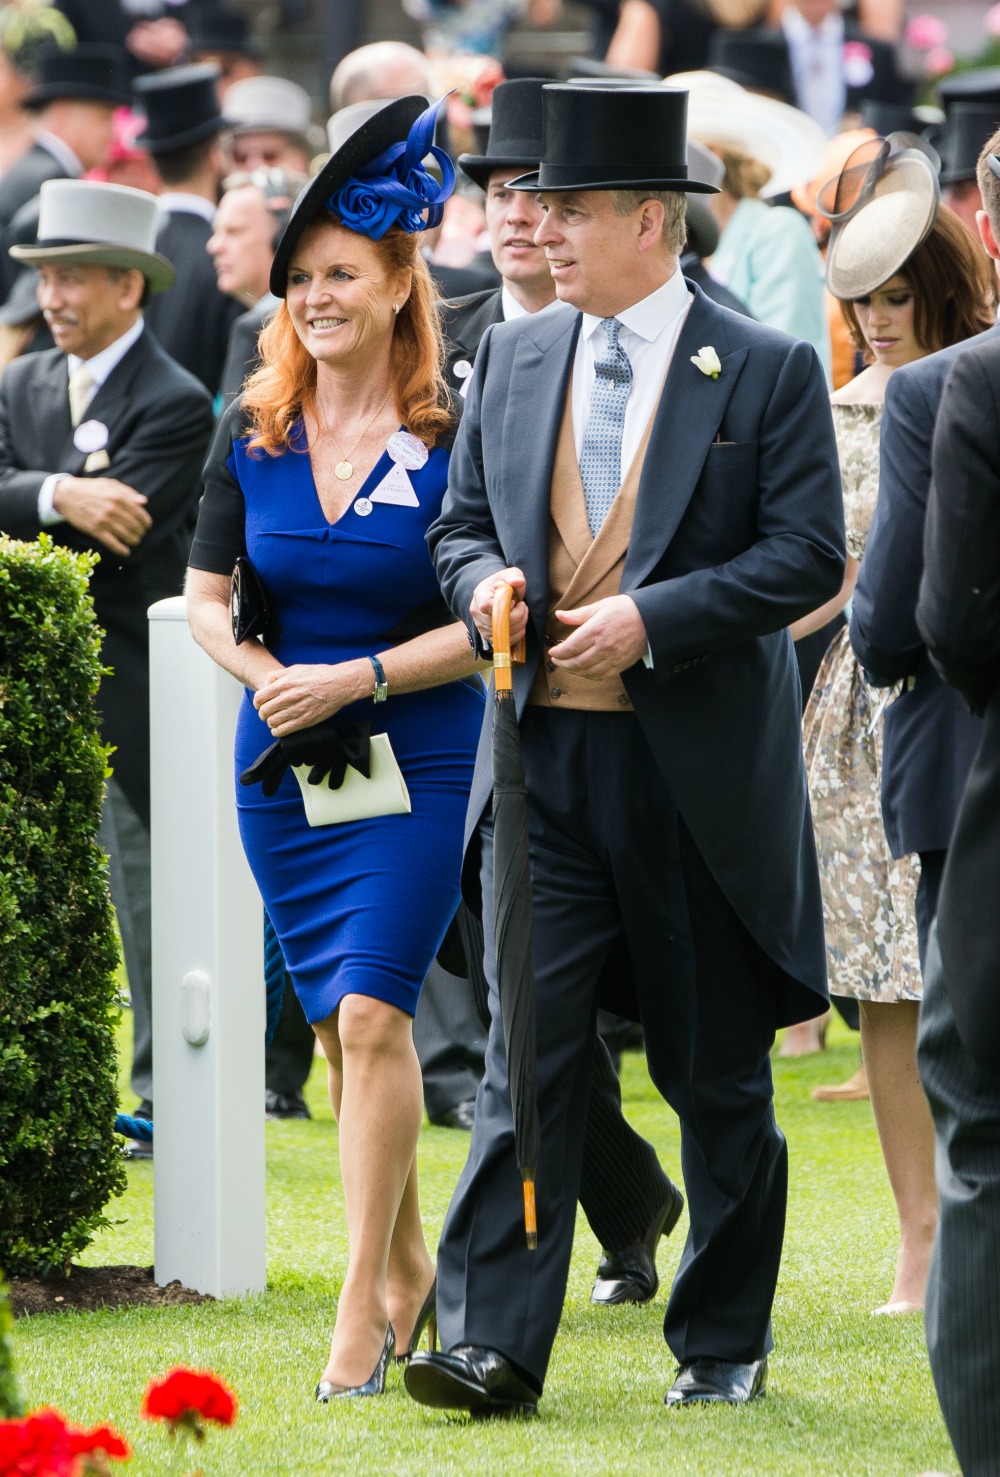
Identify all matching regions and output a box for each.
[68,363,94,427]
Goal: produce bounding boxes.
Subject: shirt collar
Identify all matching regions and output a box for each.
[501,284,563,321]
[158,191,217,224]
[35,130,82,177]
[581,266,690,344]
[68,317,145,387]
[782,7,843,42]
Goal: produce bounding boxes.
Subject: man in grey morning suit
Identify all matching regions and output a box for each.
[916,328,1000,1477]
[405,84,845,1417]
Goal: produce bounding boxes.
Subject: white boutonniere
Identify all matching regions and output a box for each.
[691,346,722,380]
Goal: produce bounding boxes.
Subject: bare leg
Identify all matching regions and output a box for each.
[312,995,428,1386]
[779,1009,831,1056]
[386,1154,435,1356]
[860,1000,938,1312]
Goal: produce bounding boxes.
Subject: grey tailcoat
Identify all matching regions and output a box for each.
[428,283,846,1024]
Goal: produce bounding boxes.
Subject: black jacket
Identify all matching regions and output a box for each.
[144,208,244,397]
[219,293,277,407]
[0,328,214,823]
[918,334,1000,1075]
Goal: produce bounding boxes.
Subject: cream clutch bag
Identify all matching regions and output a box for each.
[291,732,411,827]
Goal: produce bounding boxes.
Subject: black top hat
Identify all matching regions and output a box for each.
[940,101,1000,185]
[707,30,795,105]
[186,4,262,58]
[134,63,226,154]
[938,68,1000,111]
[568,57,660,82]
[510,85,717,194]
[459,78,547,190]
[22,43,131,111]
[270,95,426,298]
[860,99,930,137]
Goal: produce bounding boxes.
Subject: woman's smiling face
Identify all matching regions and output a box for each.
[285,217,410,368]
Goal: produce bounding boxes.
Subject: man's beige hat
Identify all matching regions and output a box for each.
[820,134,941,300]
[9,179,175,292]
[224,75,325,154]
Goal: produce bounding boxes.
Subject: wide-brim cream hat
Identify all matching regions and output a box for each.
[664,70,827,200]
[821,135,941,300]
[9,179,175,293]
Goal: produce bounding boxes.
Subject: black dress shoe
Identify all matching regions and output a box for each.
[265,1089,311,1120]
[428,1099,476,1131]
[664,1355,768,1406]
[591,1180,685,1306]
[404,1345,538,1419]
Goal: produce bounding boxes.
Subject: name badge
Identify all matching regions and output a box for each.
[369,463,419,507]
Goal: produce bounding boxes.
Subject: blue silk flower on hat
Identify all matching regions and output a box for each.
[330,97,455,241]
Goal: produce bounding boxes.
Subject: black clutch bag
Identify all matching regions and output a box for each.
[231,556,277,646]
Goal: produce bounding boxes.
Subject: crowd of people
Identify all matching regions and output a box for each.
[1,2,999,1470]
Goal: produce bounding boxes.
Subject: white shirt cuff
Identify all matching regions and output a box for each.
[38,474,65,525]
[643,642,654,669]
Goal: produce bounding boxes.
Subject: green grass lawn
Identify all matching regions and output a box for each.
[11,1015,956,1476]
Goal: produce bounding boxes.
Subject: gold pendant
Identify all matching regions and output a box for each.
[334,460,353,481]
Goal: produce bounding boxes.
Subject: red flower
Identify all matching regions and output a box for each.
[141,1368,237,1431]
[0,1408,129,1476]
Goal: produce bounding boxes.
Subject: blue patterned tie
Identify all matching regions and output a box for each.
[579,317,633,537]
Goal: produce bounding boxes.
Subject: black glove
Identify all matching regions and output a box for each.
[239,740,288,797]
[281,719,372,789]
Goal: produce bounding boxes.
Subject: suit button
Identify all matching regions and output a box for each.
[617,692,629,706]
[544,634,555,646]
[546,659,555,672]
[550,686,562,700]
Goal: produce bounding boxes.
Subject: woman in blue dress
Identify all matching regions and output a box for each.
[186,97,486,1399]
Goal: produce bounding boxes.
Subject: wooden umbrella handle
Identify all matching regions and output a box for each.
[492,583,526,694]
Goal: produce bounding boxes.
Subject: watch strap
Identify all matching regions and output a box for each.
[368,654,388,703]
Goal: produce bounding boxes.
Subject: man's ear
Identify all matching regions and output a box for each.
[977,208,1000,263]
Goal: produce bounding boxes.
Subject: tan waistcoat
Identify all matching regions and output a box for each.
[528,388,658,712]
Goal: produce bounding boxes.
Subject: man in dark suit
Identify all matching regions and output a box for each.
[915,330,1000,1477]
[0,45,130,294]
[135,64,244,397]
[0,178,214,1129]
[405,84,844,1418]
[709,4,902,135]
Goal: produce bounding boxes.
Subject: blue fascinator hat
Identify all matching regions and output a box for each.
[270,94,455,298]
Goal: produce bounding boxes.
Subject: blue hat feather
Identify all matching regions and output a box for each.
[328,96,455,241]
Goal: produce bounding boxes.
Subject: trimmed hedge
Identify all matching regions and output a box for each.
[0,1281,20,1417]
[0,535,125,1277]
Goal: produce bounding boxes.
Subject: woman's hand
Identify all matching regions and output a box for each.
[253,660,372,737]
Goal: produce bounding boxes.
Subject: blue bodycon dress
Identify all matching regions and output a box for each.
[189,409,485,1024]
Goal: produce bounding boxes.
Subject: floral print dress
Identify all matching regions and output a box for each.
[802,401,921,1002]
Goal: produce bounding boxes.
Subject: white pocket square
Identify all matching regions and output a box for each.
[83,449,111,472]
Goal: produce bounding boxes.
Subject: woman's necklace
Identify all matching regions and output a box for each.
[316,387,393,481]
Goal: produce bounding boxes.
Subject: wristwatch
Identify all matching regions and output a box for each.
[368,654,388,703]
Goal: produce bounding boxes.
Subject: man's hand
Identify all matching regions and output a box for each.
[126,18,188,66]
[550,595,648,678]
[53,476,152,557]
[470,567,528,646]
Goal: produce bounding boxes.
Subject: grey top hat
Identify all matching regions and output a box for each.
[224,75,324,153]
[9,179,175,293]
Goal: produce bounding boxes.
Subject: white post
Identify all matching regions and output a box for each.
[148,596,266,1297]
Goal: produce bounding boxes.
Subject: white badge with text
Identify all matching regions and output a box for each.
[369,462,419,507]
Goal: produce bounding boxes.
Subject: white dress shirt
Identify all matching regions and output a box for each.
[157,192,217,224]
[571,266,693,482]
[570,268,692,668]
[500,284,564,322]
[782,7,847,136]
[39,317,146,524]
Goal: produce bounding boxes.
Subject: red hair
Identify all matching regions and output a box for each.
[243,216,451,455]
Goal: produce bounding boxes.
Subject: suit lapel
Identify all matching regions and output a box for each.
[54,332,147,469]
[623,286,748,591]
[498,308,580,640]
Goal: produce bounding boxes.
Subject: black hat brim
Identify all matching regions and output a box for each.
[269,94,426,299]
[135,113,228,154]
[458,152,541,189]
[508,168,718,194]
[23,81,131,110]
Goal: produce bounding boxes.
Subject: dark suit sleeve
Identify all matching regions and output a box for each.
[0,365,48,537]
[849,366,931,685]
[188,399,248,574]
[629,340,845,674]
[918,349,1000,714]
[428,324,511,652]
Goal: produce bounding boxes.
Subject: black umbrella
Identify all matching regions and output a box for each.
[491,584,539,1249]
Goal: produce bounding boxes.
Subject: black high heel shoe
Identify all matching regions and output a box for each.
[315,1325,395,1401]
[394,1277,437,1364]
